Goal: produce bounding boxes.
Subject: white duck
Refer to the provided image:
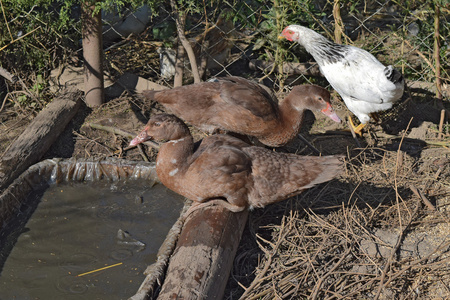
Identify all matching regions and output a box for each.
[279,24,405,135]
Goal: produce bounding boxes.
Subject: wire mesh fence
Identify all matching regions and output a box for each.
[93,0,450,125]
[0,1,448,98]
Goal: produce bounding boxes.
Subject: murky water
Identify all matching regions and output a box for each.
[0,180,184,300]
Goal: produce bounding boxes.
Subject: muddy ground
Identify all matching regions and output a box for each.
[1,61,450,298]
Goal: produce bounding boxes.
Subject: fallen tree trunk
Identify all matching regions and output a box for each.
[155,205,248,300]
[0,88,82,192]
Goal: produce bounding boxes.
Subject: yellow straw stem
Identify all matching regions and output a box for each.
[77,262,123,277]
[0,26,41,52]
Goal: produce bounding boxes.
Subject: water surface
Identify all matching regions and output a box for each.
[0,180,184,299]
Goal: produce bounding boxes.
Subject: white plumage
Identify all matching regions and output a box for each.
[280,25,404,133]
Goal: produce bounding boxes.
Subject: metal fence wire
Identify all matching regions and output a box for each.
[98,0,448,98]
[1,0,448,100]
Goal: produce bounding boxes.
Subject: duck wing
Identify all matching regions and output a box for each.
[214,77,279,121]
[142,77,278,124]
[183,135,253,206]
[244,146,343,208]
[320,46,399,104]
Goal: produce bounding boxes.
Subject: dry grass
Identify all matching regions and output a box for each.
[225,140,450,300]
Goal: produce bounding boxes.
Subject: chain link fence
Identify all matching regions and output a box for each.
[0,1,448,100]
[101,0,448,96]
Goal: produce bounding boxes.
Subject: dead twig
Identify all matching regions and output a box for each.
[239,216,288,300]
[409,184,436,211]
[310,247,352,300]
[0,0,13,41]
[394,117,413,226]
[297,134,321,155]
[73,131,113,156]
[374,118,416,300]
[0,26,41,52]
[169,0,201,84]
[87,122,160,150]
[136,144,149,162]
[380,239,450,289]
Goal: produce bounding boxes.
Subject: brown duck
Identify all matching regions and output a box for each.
[130,114,343,212]
[142,76,340,147]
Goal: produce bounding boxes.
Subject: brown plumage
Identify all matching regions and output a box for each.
[130,114,343,212]
[142,76,341,147]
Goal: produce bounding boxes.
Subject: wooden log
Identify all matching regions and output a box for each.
[156,205,249,300]
[0,88,82,192]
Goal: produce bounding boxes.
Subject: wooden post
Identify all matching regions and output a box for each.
[0,88,82,191]
[156,205,249,300]
[82,0,104,106]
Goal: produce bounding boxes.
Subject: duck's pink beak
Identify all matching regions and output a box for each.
[321,102,341,123]
[129,126,151,146]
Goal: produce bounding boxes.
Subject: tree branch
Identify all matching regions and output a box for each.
[169,0,201,84]
[87,123,160,150]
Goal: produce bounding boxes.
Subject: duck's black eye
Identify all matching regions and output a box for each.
[318,97,323,101]
[154,122,161,127]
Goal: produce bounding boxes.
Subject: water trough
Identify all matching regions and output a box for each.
[0,158,188,299]
[0,157,248,300]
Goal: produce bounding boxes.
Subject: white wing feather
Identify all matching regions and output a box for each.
[320,46,395,104]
